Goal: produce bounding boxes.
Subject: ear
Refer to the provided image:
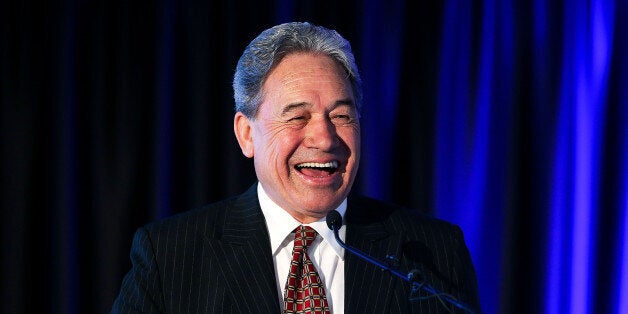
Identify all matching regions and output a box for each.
[234,112,254,158]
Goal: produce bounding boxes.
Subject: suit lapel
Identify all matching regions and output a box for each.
[198,187,409,313]
[204,185,281,313]
[344,197,406,314]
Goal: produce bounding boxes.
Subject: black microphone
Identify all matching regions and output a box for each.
[325,209,343,231]
[325,210,478,314]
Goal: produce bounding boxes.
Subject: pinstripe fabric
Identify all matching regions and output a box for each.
[111,184,480,313]
[344,195,481,314]
[111,185,280,313]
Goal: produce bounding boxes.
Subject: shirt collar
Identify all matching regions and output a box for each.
[257,182,347,260]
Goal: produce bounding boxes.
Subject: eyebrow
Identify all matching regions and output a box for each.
[280,99,355,116]
[335,99,355,108]
[281,102,309,116]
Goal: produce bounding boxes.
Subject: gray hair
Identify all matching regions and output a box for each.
[233,22,362,118]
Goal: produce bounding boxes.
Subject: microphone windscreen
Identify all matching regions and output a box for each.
[326,210,342,231]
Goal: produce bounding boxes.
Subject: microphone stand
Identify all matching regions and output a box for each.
[331,226,477,314]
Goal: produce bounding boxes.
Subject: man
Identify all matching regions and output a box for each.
[111,22,480,313]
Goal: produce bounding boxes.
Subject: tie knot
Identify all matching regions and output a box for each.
[293,225,317,252]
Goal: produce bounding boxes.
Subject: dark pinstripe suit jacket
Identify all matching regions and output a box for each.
[111,184,480,313]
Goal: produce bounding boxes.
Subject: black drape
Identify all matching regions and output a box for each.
[3,1,628,314]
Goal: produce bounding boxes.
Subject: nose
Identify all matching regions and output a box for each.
[304,116,338,150]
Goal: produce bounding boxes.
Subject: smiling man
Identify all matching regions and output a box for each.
[234,52,360,224]
[112,22,480,314]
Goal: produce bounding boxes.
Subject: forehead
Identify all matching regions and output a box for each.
[260,53,354,107]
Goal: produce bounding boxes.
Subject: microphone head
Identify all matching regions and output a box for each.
[326,210,343,231]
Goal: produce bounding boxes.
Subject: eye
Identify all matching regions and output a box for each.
[331,114,354,125]
[285,114,310,127]
[287,115,306,122]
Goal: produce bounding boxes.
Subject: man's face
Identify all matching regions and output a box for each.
[234,52,361,223]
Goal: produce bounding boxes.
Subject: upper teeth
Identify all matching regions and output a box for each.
[297,161,338,168]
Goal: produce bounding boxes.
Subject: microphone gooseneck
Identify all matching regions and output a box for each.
[325,210,478,314]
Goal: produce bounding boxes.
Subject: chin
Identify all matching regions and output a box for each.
[300,199,342,214]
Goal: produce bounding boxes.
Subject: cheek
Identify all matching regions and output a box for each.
[339,127,361,150]
[258,129,301,164]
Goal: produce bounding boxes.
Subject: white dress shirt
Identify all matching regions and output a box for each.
[257,183,346,314]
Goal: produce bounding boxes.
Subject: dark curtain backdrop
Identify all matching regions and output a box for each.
[2,0,627,313]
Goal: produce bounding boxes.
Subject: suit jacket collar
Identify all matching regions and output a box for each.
[203,184,282,313]
[220,184,269,244]
[206,185,406,313]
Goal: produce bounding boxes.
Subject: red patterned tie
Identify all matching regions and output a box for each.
[283,225,331,314]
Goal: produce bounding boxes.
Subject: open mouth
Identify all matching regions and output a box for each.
[295,161,339,177]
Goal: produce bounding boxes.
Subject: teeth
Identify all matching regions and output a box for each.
[297,161,338,169]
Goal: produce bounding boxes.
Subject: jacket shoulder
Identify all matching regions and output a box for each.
[347,194,460,233]
[142,191,249,240]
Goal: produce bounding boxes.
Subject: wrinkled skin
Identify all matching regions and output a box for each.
[234,52,361,223]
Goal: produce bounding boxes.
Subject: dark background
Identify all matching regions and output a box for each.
[2,1,627,313]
